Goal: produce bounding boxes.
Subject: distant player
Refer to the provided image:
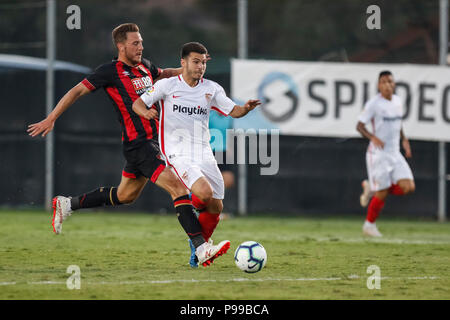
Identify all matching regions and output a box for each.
[27,24,225,267]
[357,70,415,237]
[133,42,261,266]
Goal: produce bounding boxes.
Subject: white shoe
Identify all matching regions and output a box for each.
[360,179,373,207]
[52,196,73,234]
[363,221,383,237]
[196,239,231,267]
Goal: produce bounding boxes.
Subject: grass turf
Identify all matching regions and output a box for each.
[0,210,449,300]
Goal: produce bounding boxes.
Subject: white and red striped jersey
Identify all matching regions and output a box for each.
[140,74,236,160]
[358,93,404,153]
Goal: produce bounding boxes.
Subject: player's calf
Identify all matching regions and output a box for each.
[52,187,125,235]
[71,186,124,210]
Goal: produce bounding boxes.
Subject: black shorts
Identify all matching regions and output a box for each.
[122,139,166,183]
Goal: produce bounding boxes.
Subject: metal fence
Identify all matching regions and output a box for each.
[0,0,448,219]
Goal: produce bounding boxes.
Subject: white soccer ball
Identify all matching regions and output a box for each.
[234,241,267,273]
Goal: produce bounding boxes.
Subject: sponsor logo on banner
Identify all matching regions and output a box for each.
[232,59,450,141]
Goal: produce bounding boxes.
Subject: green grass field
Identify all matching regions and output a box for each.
[1,210,449,300]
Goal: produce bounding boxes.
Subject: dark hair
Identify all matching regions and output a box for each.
[112,23,139,47]
[181,42,208,58]
[378,70,393,81]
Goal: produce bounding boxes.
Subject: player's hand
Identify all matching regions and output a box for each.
[244,99,261,111]
[143,108,158,120]
[370,136,384,149]
[27,118,55,137]
[402,138,412,158]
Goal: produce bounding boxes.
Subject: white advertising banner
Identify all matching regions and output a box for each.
[231,59,450,142]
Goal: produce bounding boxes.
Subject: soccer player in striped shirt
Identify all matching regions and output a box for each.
[28,24,226,267]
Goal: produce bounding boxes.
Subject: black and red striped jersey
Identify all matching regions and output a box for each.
[81,58,161,149]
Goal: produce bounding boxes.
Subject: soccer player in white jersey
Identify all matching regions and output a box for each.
[357,71,415,237]
[132,42,261,266]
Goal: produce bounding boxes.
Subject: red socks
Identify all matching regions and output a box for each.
[389,184,404,196]
[191,193,207,210]
[366,196,385,223]
[366,184,402,223]
[191,193,221,241]
[198,211,220,242]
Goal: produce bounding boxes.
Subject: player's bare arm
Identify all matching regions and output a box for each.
[229,99,261,118]
[356,121,384,149]
[400,128,412,158]
[132,97,158,120]
[156,67,182,81]
[27,82,91,137]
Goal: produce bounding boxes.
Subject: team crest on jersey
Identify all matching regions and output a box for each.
[205,93,212,102]
[138,65,148,74]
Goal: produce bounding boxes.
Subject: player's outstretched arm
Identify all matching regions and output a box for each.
[356,121,384,149]
[400,128,412,158]
[132,97,158,120]
[229,99,261,118]
[156,67,182,81]
[27,82,91,138]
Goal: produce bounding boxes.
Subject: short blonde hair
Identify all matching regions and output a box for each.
[112,23,139,47]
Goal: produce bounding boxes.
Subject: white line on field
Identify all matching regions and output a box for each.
[0,276,441,287]
[298,237,450,245]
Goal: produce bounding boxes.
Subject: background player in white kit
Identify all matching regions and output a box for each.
[357,71,415,237]
[133,42,261,266]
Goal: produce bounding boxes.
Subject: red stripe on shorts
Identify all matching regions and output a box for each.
[122,170,136,179]
[150,164,166,183]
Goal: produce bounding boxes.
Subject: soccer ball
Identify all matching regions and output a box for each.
[234,241,267,273]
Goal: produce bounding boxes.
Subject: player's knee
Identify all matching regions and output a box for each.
[168,179,189,199]
[400,182,415,195]
[196,187,213,204]
[117,190,138,204]
[173,186,189,199]
[406,182,415,194]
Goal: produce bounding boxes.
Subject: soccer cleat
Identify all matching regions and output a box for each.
[360,179,373,207]
[52,196,73,234]
[188,239,199,268]
[196,239,231,267]
[362,221,383,237]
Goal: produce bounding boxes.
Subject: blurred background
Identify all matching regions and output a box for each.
[0,0,448,219]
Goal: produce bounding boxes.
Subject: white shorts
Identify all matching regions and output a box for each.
[166,152,225,200]
[366,147,414,192]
